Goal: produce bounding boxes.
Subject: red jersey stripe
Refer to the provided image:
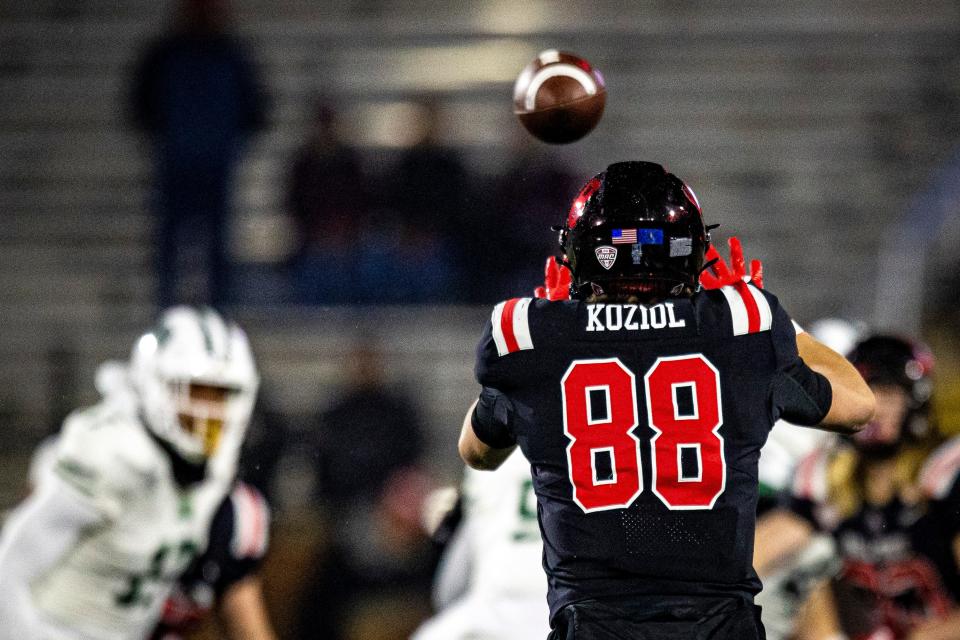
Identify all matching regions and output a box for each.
[735,282,761,334]
[500,298,521,354]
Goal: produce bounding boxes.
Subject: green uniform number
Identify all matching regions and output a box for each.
[115,540,198,607]
[512,478,540,541]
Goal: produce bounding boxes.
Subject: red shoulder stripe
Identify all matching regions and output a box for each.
[499,298,521,354]
[734,282,761,334]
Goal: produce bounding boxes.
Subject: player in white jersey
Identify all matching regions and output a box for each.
[412,450,550,640]
[757,317,864,499]
[0,306,262,640]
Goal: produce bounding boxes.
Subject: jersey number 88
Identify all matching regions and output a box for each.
[561,355,725,513]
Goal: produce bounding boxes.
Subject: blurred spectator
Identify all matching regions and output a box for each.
[310,340,426,512]
[289,340,437,638]
[130,0,267,309]
[483,134,580,300]
[236,385,292,505]
[296,468,438,640]
[285,99,371,304]
[384,98,471,302]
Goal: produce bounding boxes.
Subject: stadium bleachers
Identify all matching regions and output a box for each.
[2,0,960,503]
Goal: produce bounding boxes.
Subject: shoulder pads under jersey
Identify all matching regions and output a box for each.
[489,298,536,357]
[716,283,775,337]
[53,402,163,518]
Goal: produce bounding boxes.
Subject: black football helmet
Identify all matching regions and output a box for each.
[847,334,935,456]
[559,161,710,300]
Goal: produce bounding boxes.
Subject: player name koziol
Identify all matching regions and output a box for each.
[585,303,686,332]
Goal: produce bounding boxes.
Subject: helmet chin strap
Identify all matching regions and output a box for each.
[138,410,209,486]
[699,257,720,276]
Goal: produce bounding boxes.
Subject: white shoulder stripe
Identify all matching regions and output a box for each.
[491,301,509,357]
[513,297,534,351]
[745,284,773,331]
[490,298,534,356]
[719,285,749,336]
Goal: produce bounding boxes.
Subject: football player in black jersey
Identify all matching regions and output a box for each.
[458,161,875,640]
[152,482,276,640]
[756,335,960,639]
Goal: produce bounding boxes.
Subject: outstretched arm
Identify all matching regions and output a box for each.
[0,479,103,638]
[797,332,875,432]
[458,399,517,471]
[217,575,278,640]
[753,508,815,577]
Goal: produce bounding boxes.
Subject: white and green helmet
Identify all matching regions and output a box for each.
[129,306,259,464]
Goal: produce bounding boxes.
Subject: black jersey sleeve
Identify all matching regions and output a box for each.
[474,298,541,390]
[762,289,833,426]
[471,386,517,449]
[921,438,960,534]
[208,483,271,595]
[765,288,802,370]
[475,317,508,388]
[472,300,540,448]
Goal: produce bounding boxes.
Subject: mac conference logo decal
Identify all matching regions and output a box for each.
[595,246,617,270]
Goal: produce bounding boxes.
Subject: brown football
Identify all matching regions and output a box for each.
[513,50,606,144]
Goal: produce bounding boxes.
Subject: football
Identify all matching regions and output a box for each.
[513,50,606,144]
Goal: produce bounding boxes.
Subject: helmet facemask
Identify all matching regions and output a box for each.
[847,335,935,459]
[130,307,259,470]
[169,381,238,459]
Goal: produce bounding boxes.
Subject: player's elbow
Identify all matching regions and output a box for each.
[458,438,480,469]
[841,370,876,431]
[461,451,498,471]
[821,385,876,434]
[458,431,514,471]
[458,437,497,471]
[848,386,876,430]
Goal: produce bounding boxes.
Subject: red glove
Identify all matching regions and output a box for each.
[699,236,764,290]
[534,257,572,301]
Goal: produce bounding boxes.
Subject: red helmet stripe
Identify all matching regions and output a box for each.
[567,176,602,229]
[682,183,702,215]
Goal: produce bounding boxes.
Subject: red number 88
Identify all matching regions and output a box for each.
[562,355,725,513]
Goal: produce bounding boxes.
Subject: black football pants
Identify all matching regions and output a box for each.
[547,595,765,640]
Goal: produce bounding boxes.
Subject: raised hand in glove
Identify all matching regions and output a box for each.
[534,257,572,301]
[699,236,764,290]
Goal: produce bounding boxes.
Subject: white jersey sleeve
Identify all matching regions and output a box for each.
[919,435,960,501]
[431,513,472,609]
[758,419,833,493]
[51,406,156,521]
[414,451,550,640]
[12,399,226,640]
[460,451,545,599]
[0,460,106,639]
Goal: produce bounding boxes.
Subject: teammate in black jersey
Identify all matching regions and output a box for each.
[757,335,960,639]
[458,161,875,640]
[152,482,275,640]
